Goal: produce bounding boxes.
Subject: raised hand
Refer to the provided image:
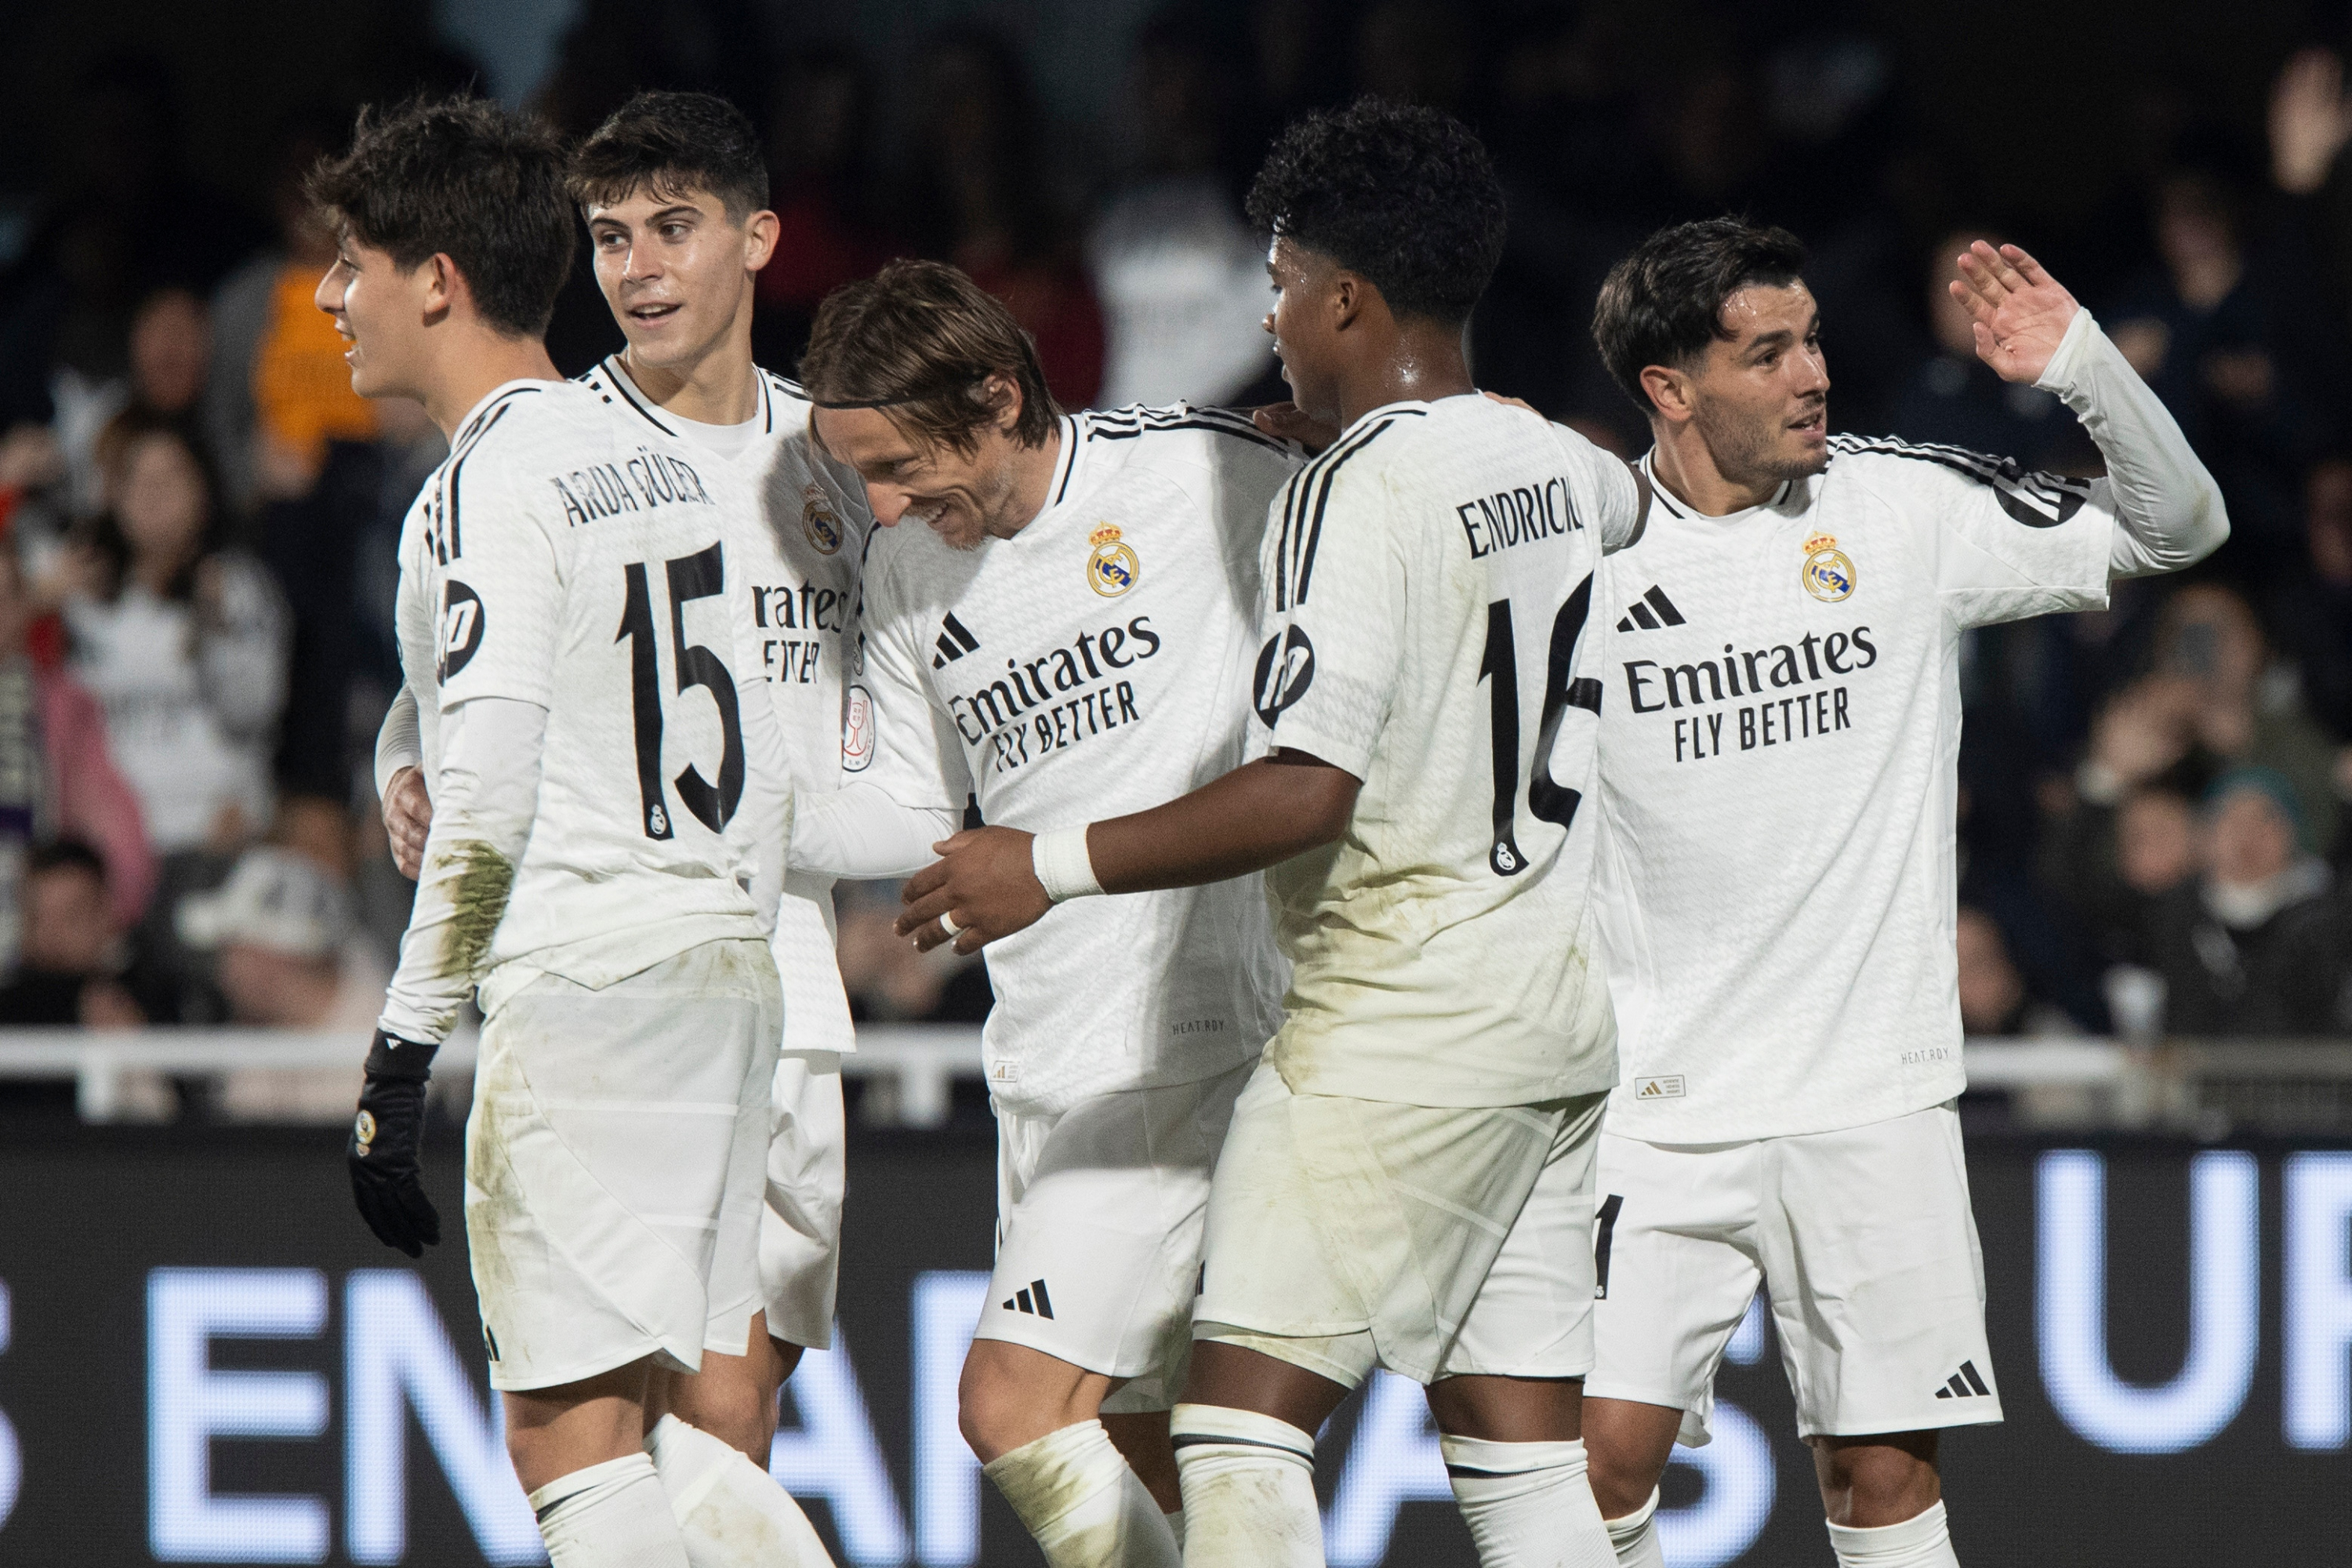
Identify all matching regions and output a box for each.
[1950,241,2079,387]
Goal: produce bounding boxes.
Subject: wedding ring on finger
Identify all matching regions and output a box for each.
[937,909,964,938]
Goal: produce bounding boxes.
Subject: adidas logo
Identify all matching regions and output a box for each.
[931,612,982,668]
[1616,585,1687,633]
[1933,1360,1991,1399]
[1001,1278,1056,1319]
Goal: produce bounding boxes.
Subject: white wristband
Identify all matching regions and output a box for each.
[1032,826,1105,902]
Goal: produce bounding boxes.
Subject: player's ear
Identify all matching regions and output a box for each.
[417,252,462,326]
[981,373,1022,436]
[1639,364,1693,425]
[1330,271,1366,332]
[742,209,780,273]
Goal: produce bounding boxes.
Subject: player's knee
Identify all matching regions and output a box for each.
[1584,1443,1663,1521]
[1812,1432,1941,1527]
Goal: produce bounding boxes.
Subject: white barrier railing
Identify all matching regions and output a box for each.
[0,1029,2348,1131]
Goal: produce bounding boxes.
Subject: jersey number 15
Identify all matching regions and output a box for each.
[616,542,745,840]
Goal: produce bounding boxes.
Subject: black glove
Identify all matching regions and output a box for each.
[348,1029,443,1258]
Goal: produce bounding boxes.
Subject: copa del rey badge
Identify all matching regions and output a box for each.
[1802,530,1855,602]
[1087,523,1138,597]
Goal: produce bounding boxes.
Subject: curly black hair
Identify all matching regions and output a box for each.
[570,90,770,222]
[1592,218,1809,416]
[1244,97,1506,327]
[306,95,573,339]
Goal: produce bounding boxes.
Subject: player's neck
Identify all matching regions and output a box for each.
[421,328,560,441]
[616,322,760,427]
[1335,320,1474,427]
[991,422,1065,539]
[1647,423,1783,517]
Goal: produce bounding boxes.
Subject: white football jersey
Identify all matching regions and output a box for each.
[1252,395,1639,1109]
[390,379,787,995]
[582,357,873,1056]
[856,405,1298,1116]
[1593,435,2112,1142]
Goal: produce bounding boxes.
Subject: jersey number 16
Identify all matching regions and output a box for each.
[1478,574,1599,876]
[616,541,745,840]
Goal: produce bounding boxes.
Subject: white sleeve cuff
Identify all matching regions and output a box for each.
[373,685,423,800]
[1032,826,1104,902]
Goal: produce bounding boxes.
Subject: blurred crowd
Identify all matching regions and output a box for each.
[0,2,2347,1064]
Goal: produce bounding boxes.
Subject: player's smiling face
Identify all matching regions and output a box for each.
[314,233,430,401]
[813,398,1025,551]
[1686,281,1831,488]
[586,185,774,372]
[1264,234,1345,424]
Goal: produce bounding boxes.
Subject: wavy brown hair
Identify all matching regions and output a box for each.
[799,260,1058,455]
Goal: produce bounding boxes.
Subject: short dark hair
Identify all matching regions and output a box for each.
[569,90,770,222]
[27,839,107,883]
[306,95,574,339]
[799,260,1059,453]
[1244,97,1506,327]
[1593,218,1809,416]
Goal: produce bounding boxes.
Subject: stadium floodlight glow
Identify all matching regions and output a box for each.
[911,1271,991,1566]
[2038,1149,2259,1454]
[770,1330,912,1565]
[1655,1399,1776,1568]
[1323,1372,1453,1568]
[2284,1152,2352,1450]
[342,1270,542,1565]
[147,1268,331,1563]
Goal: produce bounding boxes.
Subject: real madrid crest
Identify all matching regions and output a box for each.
[801,483,845,556]
[1801,531,1855,602]
[1087,523,1138,597]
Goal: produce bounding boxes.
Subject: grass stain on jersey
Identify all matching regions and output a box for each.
[437,839,517,985]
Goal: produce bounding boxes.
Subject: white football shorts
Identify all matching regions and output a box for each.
[465,938,782,1392]
[1194,1059,1607,1388]
[760,1050,845,1351]
[973,1058,1254,1414]
[1585,1100,2002,1444]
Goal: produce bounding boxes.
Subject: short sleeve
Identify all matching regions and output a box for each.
[848,560,969,812]
[1548,421,1644,552]
[1851,446,2114,630]
[1252,457,1401,780]
[434,462,562,710]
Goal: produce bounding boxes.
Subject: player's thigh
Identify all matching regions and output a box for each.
[760,1051,845,1352]
[977,1062,1250,1411]
[466,942,777,1392]
[1584,1130,1770,1444]
[1764,1102,2001,1439]
[1195,1062,1563,1390]
[1441,1090,1610,1383]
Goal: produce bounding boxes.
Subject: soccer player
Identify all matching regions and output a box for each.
[898,100,1643,1568]
[793,257,1300,1568]
[318,96,793,1568]
[379,89,868,1566]
[1575,220,2227,1568]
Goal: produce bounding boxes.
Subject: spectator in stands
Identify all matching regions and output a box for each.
[754,42,898,372]
[0,542,154,953]
[2267,454,2352,746]
[902,26,1105,407]
[833,880,991,1025]
[2042,778,2199,968]
[54,412,287,861]
[49,285,211,524]
[1088,9,1274,408]
[2065,584,2343,857]
[0,839,143,1026]
[205,111,380,518]
[176,846,383,1030]
[2132,768,2350,1036]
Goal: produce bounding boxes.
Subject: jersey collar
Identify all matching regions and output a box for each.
[1637,449,1795,523]
[597,354,772,439]
[448,379,553,448]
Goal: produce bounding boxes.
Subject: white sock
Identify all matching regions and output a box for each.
[1439,1434,1614,1567]
[982,1418,1181,1568]
[1170,1403,1324,1568]
[1827,1500,1960,1568]
[528,1452,688,1568]
[1602,1486,1665,1568]
[1164,1509,1185,1552]
[646,1414,837,1567]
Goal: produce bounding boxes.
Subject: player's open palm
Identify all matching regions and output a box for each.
[898,827,1051,955]
[1951,241,2078,386]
